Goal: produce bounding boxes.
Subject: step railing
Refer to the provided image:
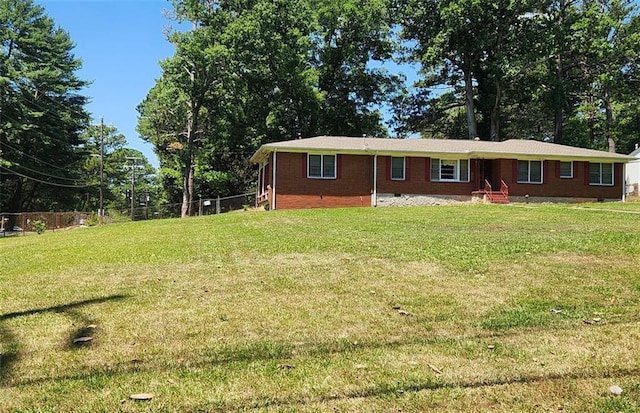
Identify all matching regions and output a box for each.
[500,180,509,199]
[484,179,509,203]
[484,179,494,201]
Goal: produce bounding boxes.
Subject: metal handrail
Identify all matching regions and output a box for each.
[500,180,509,197]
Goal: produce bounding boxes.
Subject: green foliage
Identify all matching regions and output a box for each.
[85,213,99,227]
[138,0,401,209]
[32,219,46,234]
[0,0,90,212]
[396,0,640,152]
[80,123,160,213]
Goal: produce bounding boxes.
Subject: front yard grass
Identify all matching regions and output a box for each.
[0,203,639,411]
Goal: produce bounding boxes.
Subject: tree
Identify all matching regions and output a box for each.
[82,121,159,214]
[396,0,640,153]
[312,0,402,137]
[0,0,90,212]
[138,0,232,218]
[563,0,640,152]
[139,0,402,211]
[398,0,547,141]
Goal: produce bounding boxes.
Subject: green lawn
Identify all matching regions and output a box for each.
[1,204,639,412]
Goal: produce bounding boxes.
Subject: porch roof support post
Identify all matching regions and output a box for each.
[272,150,277,210]
[256,161,263,206]
[372,153,378,207]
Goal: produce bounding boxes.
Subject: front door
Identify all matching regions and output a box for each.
[478,160,494,190]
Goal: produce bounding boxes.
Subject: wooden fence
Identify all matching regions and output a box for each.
[1,211,90,233]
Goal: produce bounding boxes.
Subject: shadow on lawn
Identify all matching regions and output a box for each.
[213,366,640,412]
[0,294,128,385]
[3,309,637,410]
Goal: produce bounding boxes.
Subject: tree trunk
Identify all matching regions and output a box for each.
[490,82,502,141]
[604,87,615,153]
[181,90,201,218]
[181,157,196,218]
[181,115,195,218]
[553,0,566,144]
[553,54,564,144]
[463,56,478,140]
[181,166,191,218]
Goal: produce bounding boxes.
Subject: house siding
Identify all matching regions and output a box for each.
[274,153,372,209]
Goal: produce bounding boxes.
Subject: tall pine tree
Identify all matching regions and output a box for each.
[0,0,90,211]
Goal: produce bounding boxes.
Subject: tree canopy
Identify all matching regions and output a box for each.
[396,0,640,154]
[0,0,91,211]
[0,0,159,215]
[139,0,640,215]
[137,0,402,213]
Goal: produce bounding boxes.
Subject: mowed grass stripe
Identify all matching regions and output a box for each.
[0,203,639,412]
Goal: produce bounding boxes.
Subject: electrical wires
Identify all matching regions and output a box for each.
[0,165,93,188]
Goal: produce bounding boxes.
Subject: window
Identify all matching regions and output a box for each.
[517,160,543,184]
[589,163,613,186]
[391,157,405,180]
[308,154,336,179]
[430,159,469,182]
[559,161,573,178]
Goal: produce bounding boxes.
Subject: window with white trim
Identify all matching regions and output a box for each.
[559,161,573,178]
[517,160,543,184]
[430,159,469,182]
[308,154,336,179]
[391,157,405,180]
[589,163,613,185]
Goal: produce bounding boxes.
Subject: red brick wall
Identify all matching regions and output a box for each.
[499,159,623,199]
[268,153,624,209]
[376,156,477,195]
[274,152,372,209]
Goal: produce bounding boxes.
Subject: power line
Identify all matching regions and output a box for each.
[8,161,84,182]
[0,141,76,173]
[0,109,86,149]
[3,75,91,121]
[0,165,92,188]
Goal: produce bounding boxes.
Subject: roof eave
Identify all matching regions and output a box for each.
[250,142,635,163]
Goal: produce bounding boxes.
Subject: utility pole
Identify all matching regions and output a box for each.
[125,156,142,221]
[99,117,104,224]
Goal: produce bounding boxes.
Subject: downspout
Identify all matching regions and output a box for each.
[372,153,378,207]
[272,150,277,210]
[622,162,626,202]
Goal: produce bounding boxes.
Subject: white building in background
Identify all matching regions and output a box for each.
[627,145,640,196]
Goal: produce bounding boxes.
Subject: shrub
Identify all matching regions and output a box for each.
[33,219,46,235]
[86,213,99,227]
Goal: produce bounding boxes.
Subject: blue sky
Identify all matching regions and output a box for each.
[38,0,175,167]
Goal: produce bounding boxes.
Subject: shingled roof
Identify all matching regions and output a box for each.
[251,136,634,163]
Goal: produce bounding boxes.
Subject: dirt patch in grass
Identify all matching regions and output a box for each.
[543,252,621,266]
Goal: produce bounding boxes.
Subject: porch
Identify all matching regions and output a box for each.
[472,180,510,204]
[473,159,510,204]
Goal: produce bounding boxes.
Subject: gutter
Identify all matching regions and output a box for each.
[252,146,634,164]
[622,162,626,202]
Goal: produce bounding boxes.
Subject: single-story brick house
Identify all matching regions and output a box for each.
[250,136,634,210]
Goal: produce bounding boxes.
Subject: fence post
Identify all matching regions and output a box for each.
[199,199,203,216]
[216,196,221,214]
